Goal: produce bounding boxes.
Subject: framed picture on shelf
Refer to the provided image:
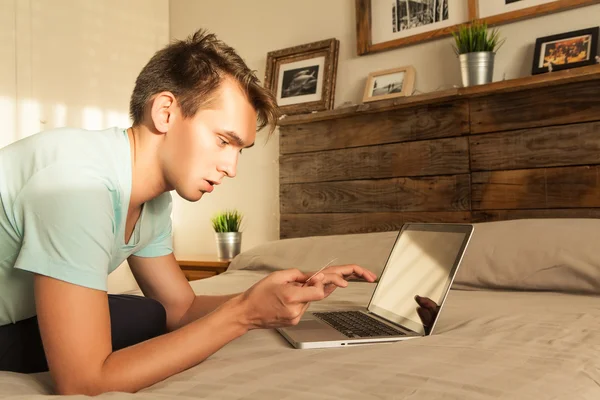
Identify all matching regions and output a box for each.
[264,38,339,116]
[476,0,600,25]
[531,26,599,75]
[355,0,600,56]
[362,65,416,103]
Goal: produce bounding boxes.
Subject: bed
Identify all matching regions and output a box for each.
[3,66,600,399]
[2,218,600,399]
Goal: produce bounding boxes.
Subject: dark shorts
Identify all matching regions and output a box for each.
[0,294,167,373]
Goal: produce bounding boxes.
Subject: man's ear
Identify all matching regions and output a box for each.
[150,92,176,134]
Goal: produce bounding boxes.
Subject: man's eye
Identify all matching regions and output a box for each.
[219,138,229,147]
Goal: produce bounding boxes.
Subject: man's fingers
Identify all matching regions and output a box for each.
[276,268,311,284]
[284,278,327,303]
[317,273,348,288]
[325,264,377,282]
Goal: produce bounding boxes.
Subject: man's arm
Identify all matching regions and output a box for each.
[35,267,333,395]
[34,273,248,395]
[127,253,240,330]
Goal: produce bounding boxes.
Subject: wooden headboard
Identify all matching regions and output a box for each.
[278,65,600,239]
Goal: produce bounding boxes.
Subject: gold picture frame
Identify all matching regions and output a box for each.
[264,38,339,115]
[356,0,600,56]
[362,65,416,103]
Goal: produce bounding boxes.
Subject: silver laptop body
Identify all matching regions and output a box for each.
[277,223,474,349]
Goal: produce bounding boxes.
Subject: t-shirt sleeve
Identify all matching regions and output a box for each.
[13,165,115,291]
[132,192,173,258]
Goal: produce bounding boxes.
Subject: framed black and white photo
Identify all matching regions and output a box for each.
[532,27,599,75]
[356,0,470,55]
[362,65,416,103]
[477,0,600,24]
[478,0,552,19]
[355,0,600,56]
[264,38,339,115]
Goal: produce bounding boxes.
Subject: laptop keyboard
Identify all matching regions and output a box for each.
[313,311,405,338]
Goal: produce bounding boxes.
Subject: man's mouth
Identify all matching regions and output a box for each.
[202,180,215,193]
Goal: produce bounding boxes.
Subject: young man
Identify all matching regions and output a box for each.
[0,29,377,395]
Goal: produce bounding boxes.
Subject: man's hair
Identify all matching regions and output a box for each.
[129,29,279,134]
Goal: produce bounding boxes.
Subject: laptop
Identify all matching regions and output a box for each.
[277,223,474,349]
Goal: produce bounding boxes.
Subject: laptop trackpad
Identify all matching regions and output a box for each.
[287,319,347,341]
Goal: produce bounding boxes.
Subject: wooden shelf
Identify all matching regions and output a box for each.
[177,256,231,281]
[277,64,600,126]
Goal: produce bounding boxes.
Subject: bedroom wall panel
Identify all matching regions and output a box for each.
[281,174,471,214]
[470,80,600,134]
[470,121,600,171]
[472,209,600,222]
[280,137,469,184]
[472,166,600,210]
[280,212,472,238]
[280,101,469,154]
[279,65,600,238]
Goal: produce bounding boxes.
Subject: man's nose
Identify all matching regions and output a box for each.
[219,154,238,178]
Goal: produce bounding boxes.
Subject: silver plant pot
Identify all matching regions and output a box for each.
[459,51,495,87]
[215,232,242,260]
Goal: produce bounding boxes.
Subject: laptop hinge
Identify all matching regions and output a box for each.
[365,311,414,334]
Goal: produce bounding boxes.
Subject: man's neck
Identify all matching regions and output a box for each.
[126,125,170,210]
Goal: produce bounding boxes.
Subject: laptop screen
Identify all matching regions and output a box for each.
[367,224,472,336]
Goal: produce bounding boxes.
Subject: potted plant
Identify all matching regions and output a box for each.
[211,209,243,260]
[452,20,505,87]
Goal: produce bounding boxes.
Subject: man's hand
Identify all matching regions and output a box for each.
[238,269,334,329]
[304,264,378,298]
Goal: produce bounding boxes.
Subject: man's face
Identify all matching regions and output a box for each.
[161,78,257,201]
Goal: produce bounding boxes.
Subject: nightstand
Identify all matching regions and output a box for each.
[177,256,231,281]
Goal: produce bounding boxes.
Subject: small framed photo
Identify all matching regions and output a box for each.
[362,65,416,103]
[532,27,599,75]
[264,38,339,115]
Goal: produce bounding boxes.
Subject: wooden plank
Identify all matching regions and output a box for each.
[462,64,600,98]
[470,121,600,171]
[278,88,460,126]
[183,270,217,281]
[470,79,600,134]
[472,209,600,223]
[355,0,370,56]
[280,212,473,239]
[281,209,600,239]
[280,137,469,184]
[280,101,469,154]
[177,259,230,268]
[278,64,600,127]
[280,175,471,214]
[472,166,600,210]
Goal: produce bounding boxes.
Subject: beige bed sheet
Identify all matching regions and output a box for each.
[1,269,599,400]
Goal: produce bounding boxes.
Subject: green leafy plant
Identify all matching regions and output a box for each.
[452,20,505,55]
[211,209,243,233]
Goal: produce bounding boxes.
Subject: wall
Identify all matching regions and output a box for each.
[0,0,169,293]
[168,0,600,258]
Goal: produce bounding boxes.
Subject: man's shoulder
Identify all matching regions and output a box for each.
[35,126,125,152]
[3,126,128,181]
[2,126,130,214]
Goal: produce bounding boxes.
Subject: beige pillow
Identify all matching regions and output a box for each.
[229,218,600,295]
[227,231,398,280]
[454,218,600,294]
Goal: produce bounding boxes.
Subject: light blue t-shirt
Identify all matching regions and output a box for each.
[0,127,173,326]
